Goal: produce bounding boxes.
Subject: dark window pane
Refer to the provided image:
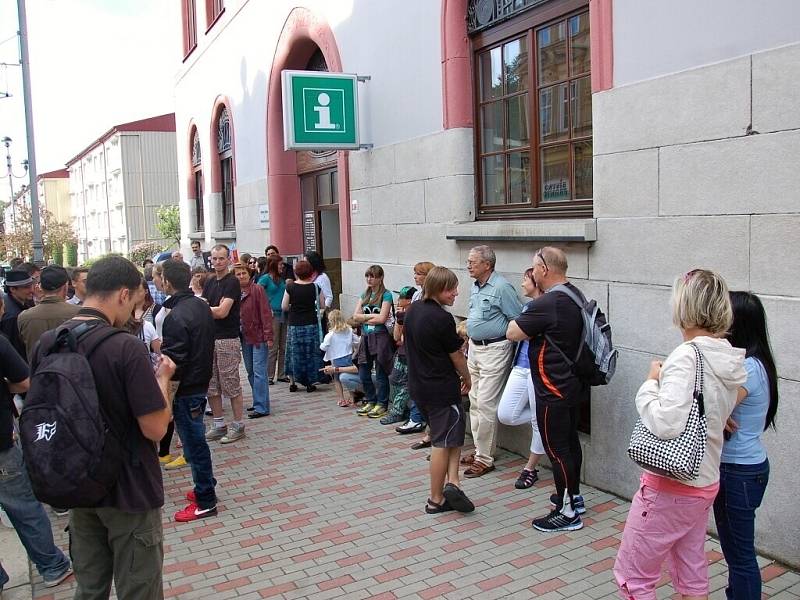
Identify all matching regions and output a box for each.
[574,141,593,199]
[331,170,338,205]
[194,170,204,231]
[541,145,571,202]
[481,102,504,153]
[571,76,592,137]
[569,13,591,76]
[317,172,332,205]
[539,83,569,143]
[221,157,235,229]
[301,175,315,206]
[508,152,531,204]
[506,94,529,149]
[504,37,528,94]
[482,155,505,205]
[537,21,567,85]
[480,47,503,100]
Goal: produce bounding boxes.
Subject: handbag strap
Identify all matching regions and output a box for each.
[688,342,705,416]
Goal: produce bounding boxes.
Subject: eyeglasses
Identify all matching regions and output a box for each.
[683,269,701,283]
[535,250,548,270]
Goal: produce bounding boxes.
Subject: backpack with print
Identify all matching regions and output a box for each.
[544,284,617,386]
[19,321,128,508]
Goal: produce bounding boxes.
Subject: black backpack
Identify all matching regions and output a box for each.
[19,321,129,508]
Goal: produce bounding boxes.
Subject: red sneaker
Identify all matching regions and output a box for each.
[186,490,196,503]
[174,503,217,522]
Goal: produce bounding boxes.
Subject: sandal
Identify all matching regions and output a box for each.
[425,498,454,514]
[411,440,432,450]
[460,452,476,466]
[443,483,475,513]
[514,468,539,489]
[289,384,298,392]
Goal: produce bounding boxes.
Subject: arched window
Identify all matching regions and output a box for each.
[217,106,235,230]
[191,129,203,231]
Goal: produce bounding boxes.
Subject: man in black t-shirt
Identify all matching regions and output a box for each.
[507,246,588,533]
[202,244,246,444]
[0,296,72,592]
[31,256,175,599]
[404,267,475,515]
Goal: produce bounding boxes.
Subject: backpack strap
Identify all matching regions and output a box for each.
[543,284,585,366]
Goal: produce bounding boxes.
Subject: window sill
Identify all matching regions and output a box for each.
[182,44,197,63]
[213,230,236,240]
[445,218,596,243]
[205,8,225,34]
[187,231,205,240]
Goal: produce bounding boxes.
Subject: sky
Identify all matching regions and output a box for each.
[0,0,178,204]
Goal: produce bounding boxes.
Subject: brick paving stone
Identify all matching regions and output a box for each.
[24,379,798,599]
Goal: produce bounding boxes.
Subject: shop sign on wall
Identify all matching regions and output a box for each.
[282,70,360,150]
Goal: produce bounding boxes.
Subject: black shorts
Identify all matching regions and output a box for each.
[418,402,466,448]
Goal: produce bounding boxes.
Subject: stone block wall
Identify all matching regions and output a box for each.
[341,43,800,565]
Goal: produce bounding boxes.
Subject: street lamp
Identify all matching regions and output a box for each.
[2,136,30,230]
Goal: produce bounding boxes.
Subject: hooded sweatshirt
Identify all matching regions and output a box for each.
[635,336,746,489]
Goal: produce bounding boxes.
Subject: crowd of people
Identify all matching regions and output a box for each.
[0,243,780,600]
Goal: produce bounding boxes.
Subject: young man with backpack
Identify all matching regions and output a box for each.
[159,260,218,522]
[25,256,175,599]
[0,294,73,592]
[507,246,599,532]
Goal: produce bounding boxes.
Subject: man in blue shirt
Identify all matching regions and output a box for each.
[462,245,522,477]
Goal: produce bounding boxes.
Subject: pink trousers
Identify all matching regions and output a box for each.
[613,483,714,599]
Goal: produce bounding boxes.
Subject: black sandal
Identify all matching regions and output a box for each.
[514,468,539,489]
[443,483,475,513]
[289,384,298,392]
[425,498,454,514]
[411,440,432,450]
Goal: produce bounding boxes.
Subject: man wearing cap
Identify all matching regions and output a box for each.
[18,266,81,363]
[1,270,36,359]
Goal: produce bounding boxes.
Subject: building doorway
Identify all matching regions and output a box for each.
[299,161,341,307]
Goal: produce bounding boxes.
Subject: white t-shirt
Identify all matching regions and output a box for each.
[314,273,334,309]
[320,329,359,361]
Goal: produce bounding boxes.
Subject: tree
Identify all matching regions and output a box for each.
[0,203,78,264]
[155,205,181,247]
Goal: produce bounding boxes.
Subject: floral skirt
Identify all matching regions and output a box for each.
[285,324,324,386]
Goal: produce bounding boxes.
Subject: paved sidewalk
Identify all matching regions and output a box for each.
[29,382,799,600]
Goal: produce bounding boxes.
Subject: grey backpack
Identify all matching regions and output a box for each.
[545,284,617,386]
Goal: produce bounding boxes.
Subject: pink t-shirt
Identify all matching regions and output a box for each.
[641,472,719,500]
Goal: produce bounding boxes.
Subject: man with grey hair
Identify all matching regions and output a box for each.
[507,246,588,532]
[462,245,522,477]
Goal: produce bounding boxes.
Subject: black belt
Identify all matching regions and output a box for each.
[470,336,506,346]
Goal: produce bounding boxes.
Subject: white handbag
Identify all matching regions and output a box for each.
[627,343,707,481]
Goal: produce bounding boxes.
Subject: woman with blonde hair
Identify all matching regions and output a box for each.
[614,269,746,600]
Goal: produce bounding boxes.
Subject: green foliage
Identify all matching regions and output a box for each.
[66,243,78,267]
[155,205,181,246]
[82,252,123,268]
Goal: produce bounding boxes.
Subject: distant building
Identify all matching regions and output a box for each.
[66,113,178,262]
[2,169,70,237]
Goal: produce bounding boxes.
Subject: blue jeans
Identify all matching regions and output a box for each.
[359,354,389,408]
[242,341,270,415]
[173,395,217,509]
[0,444,70,584]
[713,459,770,600]
[409,399,426,425]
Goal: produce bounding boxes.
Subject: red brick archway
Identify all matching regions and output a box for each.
[266,8,351,259]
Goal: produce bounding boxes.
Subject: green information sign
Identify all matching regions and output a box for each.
[282,70,360,150]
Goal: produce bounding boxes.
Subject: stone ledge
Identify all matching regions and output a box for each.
[445,219,597,242]
[187,231,205,240]
[212,230,237,240]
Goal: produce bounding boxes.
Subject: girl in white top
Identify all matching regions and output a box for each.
[614,269,746,600]
[320,309,360,406]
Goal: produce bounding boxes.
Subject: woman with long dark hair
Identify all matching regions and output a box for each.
[351,265,394,419]
[713,291,779,600]
[259,255,288,384]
